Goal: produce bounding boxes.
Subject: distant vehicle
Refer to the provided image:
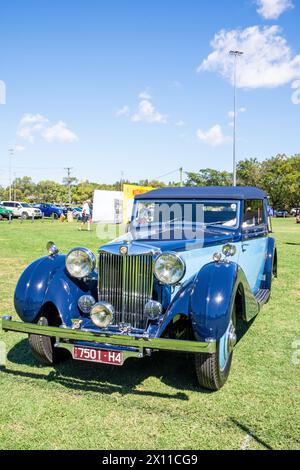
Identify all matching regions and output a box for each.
[0,203,13,220]
[33,203,63,219]
[1,201,42,219]
[275,210,289,218]
[296,214,300,224]
[72,207,83,220]
[56,206,68,216]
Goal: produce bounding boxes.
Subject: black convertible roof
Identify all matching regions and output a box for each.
[135,186,268,201]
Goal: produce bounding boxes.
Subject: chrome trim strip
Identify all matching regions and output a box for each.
[1,318,216,354]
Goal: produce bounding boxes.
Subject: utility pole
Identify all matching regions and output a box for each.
[179,167,183,187]
[8,148,14,200]
[64,167,73,205]
[229,50,244,187]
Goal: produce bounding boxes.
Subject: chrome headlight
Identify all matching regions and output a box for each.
[154,252,186,286]
[66,248,96,279]
[90,302,114,329]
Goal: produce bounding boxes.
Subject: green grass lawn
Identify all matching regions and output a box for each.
[0,218,299,450]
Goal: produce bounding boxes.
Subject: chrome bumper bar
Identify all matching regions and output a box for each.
[1,316,216,354]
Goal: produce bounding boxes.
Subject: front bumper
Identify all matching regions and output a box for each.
[1,316,216,354]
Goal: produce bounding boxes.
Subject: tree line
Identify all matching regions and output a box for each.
[186,154,300,209]
[0,154,299,209]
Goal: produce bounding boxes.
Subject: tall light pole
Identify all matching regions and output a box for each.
[8,148,14,200]
[229,50,244,187]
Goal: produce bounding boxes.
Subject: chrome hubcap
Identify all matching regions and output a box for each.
[228,322,237,353]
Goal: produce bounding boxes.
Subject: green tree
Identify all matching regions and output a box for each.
[186,168,232,187]
[260,154,295,209]
[236,158,262,187]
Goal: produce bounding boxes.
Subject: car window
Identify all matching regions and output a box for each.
[3,202,12,207]
[134,200,239,228]
[243,200,265,227]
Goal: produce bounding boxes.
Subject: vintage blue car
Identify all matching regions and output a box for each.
[2,187,277,391]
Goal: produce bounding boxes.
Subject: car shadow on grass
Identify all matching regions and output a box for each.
[4,317,254,399]
[4,339,205,400]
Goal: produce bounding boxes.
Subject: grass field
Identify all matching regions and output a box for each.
[0,218,299,450]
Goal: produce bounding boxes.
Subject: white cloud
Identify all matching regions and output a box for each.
[131,98,167,124]
[176,120,186,127]
[138,89,152,100]
[17,113,49,142]
[17,113,78,144]
[228,107,246,119]
[19,113,48,126]
[196,125,232,147]
[116,105,130,117]
[198,25,300,89]
[256,0,293,19]
[42,121,78,143]
[15,145,25,152]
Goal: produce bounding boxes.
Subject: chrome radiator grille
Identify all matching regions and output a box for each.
[98,251,154,329]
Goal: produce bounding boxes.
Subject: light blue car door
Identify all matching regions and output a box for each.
[237,200,269,294]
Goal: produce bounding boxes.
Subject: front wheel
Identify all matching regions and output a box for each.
[195,305,237,391]
[29,315,67,365]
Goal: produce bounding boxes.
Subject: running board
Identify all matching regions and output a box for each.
[255,289,270,304]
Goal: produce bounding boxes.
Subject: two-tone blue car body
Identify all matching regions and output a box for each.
[2,186,277,390]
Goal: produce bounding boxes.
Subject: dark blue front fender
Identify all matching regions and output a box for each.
[14,255,96,326]
[159,262,259,341]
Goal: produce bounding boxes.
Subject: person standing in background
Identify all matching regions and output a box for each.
[79,199,91,231]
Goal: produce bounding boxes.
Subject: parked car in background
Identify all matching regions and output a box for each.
[72,207,83,220]
[1,201,42,219]
[275,210,289,218]
[56,206,68,216]
[33,203,63,219]
[0,203,13,220]
[2,186,277,391]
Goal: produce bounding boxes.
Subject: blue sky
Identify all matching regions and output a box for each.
[0,0,299,186]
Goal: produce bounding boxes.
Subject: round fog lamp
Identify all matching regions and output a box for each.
[78,295,96,314]
[91,302,114,329]
[144,300,163,320]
